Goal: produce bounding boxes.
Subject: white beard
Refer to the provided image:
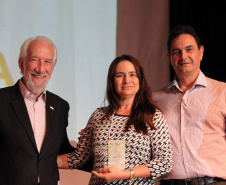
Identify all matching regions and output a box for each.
[22,64,48,95]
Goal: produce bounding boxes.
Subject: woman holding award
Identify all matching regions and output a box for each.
[57,54,173,184]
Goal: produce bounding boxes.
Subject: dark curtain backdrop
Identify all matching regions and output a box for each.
[170,0,226,82]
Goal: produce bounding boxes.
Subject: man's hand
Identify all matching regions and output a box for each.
[78,129,84,140]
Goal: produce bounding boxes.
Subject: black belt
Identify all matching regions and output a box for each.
[160,177,226,185]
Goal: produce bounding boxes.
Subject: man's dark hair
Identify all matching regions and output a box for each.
[167,25,202,53]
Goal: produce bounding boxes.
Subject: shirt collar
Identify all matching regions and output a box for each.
[19,78,46,102]
[169,71,207,90]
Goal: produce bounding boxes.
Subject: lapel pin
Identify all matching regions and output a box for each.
[50,106,54,110]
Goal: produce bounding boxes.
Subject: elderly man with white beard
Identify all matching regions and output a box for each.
[0,36,75,185]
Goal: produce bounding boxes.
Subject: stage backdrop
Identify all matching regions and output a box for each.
[0,0,169,184]
[0,0,117,141]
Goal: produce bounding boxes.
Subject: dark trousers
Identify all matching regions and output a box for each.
[160,177,226,185]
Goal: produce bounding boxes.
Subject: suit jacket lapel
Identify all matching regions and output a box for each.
[10,81,38,153]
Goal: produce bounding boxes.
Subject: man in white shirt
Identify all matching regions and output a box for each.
[153,25,226,185]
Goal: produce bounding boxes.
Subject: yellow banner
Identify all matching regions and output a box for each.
[0,53,14,87]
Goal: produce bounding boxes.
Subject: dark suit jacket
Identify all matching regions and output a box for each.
[0,81,75,185]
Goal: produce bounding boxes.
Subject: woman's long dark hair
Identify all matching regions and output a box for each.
[104,54,157,135]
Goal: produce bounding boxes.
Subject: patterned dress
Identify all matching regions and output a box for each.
[68,108,173,185]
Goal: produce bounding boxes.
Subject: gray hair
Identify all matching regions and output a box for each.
[19,36,57,65]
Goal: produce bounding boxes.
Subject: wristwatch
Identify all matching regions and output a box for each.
[127,168,135,182]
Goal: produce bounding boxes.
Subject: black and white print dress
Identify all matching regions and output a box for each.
[68,107,173,185]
